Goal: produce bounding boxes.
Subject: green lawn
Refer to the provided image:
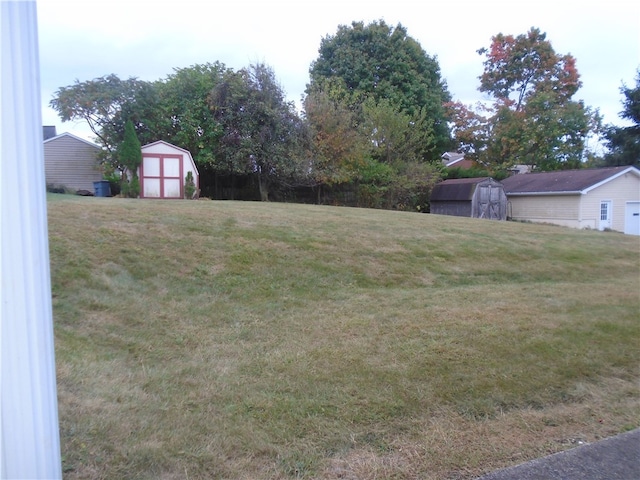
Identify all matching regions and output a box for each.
[48,195,640,479]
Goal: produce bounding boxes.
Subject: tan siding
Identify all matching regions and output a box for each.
[507,172,640,232]
[44,135,102,191]
[508,195,583,228]
[581,173,640,232]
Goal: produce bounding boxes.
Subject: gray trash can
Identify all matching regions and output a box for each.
[93,180,111,197]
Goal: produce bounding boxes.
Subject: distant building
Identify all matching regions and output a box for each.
[502,166,640,234]
[441,152,477,170]
[508,164,532,175]
[43,131,102,191]
[430,177,507,220]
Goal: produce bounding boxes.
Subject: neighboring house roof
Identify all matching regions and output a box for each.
[44,132,101,149]
[441,152,466,167]
[502,166,640,196]
[430,177,493,201]
[509,164,532,174]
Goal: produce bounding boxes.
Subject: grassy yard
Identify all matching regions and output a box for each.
[48,194,640,479]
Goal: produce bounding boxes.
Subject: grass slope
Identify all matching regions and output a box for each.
[48,195,640,479]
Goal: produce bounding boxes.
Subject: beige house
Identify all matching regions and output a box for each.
[44,132,102,191]
[502,166,640,235]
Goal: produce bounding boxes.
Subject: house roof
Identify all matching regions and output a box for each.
[43,132,101,149]
[501,166,640,196]
[430,177,493,201]
[441,152,466,167]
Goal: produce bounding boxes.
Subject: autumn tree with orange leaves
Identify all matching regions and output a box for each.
[449,28,601,171]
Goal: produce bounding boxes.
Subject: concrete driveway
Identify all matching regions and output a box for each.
[476,428,640,480]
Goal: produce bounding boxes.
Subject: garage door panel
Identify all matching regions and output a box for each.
[625,202,640,235]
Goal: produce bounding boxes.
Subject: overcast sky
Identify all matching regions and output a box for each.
[37,0,639,143]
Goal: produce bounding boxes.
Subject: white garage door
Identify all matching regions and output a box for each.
[140,154,183,198]
[624,202,640,235]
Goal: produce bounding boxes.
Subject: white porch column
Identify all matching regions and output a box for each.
[1,1,63,478]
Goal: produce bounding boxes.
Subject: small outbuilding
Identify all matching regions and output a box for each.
[430,177,508,220]
[502,166,640,234]
[139,141,199,199]
[43,131,102,192]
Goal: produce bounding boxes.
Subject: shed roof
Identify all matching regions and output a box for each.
[430,177,493,201]
[501,166,640,196]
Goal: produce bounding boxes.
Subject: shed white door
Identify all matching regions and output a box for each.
[140,154,184,198]
[599,200,612,230]
[624,201,640,235]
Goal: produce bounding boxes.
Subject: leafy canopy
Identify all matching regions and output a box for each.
[449,27,599,171]
[478,28,581,111]
[49,74,156,158]
[308,20,452,155]
[209,63,305,201]
[303,87,368,188]
[603,69,640,167]
[156,63,227,166]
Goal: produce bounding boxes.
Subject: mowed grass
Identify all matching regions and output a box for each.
[48,194,639,479]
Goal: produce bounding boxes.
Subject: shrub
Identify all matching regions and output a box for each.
[184,171,196,199]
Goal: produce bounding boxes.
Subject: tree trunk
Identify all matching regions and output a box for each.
[258,174,269,201]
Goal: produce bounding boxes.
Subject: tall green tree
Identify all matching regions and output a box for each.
[156,63,226,166]
[210,68,254,182]
[118,120,142,197]
[245,63,306,201]
[458,27,600,171]
[603,69,640,167]
[444,100,491,162]
[210,63,305,201]
[361,97,435,164]
[308,20,452,155]
[303,86,368,200]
